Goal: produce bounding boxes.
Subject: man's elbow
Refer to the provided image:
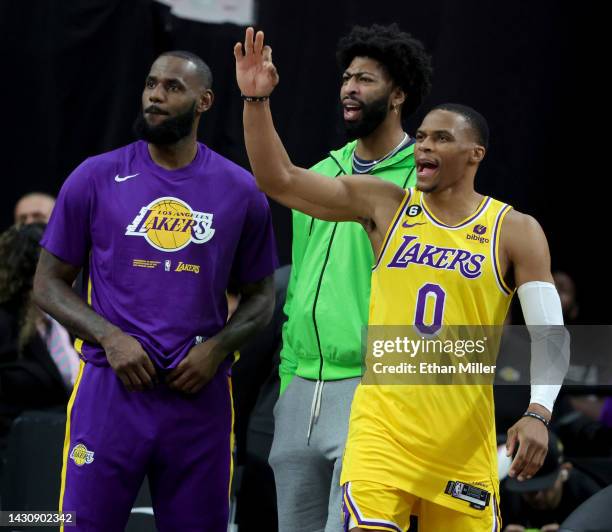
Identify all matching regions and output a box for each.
[252,165,293,195]
[253,281,276,331]
[253,290,275,331]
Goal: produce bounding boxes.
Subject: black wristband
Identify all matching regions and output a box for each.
[241,95,269,102]
[522,411,550,428]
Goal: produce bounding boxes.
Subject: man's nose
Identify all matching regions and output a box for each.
[417,138,433,152]
[148,84,165,103]
[342,77,359,97]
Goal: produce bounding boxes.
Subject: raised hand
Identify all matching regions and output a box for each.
[234,27,279,97]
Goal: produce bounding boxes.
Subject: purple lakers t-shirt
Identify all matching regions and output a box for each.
[41,140,278,369]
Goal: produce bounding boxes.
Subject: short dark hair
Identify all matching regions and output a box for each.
[336,24,433,117]
[431,103,489,148]
[158,50,213,89]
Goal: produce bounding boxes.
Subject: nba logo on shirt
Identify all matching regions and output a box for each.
[165,260,171,272]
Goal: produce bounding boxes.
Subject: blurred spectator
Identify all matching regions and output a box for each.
[13,192,55,226]
[0,223,79,459]
[501,432,600,531]
[233,265,291,531]
[552,271,579,323]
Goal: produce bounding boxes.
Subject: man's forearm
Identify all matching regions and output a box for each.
[243,100,294,195]
[33,277,119,345]
[208,275,275,360]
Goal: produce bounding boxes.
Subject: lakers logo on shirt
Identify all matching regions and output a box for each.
[70,443,95,466]
[387,235,485,279]
[125,197,215,252]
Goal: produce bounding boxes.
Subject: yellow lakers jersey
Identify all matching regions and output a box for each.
[341,188,514,516]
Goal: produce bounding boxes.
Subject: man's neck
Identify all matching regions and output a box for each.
[148,134,198,170]
[354,120,406,161]
[423,178,482,225]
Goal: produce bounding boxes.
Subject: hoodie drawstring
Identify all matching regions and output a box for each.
[306,380,325,444]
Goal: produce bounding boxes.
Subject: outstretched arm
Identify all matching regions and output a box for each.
[234,27,403,223]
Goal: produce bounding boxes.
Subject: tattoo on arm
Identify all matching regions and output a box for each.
[33,249,118,345]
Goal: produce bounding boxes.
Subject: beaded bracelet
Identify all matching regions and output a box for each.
[241,95,269,102]
[522,411,550,428]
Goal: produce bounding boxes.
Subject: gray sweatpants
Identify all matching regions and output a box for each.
[269,376,360,532]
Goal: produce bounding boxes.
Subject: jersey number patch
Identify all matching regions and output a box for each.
[414,283,446,334]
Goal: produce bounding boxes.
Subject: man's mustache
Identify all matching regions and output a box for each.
[144,105,169,115]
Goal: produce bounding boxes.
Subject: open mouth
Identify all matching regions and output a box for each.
[416,159,439,178]
[342,100,362,121]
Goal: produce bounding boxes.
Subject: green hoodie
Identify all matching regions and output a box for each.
[279,139,416,393]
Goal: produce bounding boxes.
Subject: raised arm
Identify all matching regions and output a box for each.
[234,27,403,224]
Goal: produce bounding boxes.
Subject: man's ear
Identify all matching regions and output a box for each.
[470,145,485,164]
[391,87,406,109]
[198,89,214,113]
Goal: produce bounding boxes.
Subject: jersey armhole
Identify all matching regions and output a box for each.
[372,189,412,272]
[492,204,514,296]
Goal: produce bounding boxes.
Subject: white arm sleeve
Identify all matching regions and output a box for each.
[517,281,570,414]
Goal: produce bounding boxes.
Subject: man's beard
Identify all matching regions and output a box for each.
[343,94,390,141]
[133,102,196,145]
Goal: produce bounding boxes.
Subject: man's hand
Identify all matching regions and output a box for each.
[506,404,550,481]
[101,328,157,392]
[503,525,525,532]
[167,339,225,394]
[234,27,279,97]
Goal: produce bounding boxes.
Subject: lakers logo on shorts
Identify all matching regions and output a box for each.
[70,443,95,466]
[125,196,215,252]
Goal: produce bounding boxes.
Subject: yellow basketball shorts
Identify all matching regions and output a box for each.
[342,480,501,532]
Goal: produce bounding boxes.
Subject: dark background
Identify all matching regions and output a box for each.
[0,0,606,322]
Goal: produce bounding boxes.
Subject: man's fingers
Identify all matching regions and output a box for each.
[517,445,537,480]
[525,446,547,479]
[506,429,517,457]
[268,64,279,84]
[142,355,158,384]
[169,368,192,390]
[124,369,144,392]
[182,379,200,394]
[166,358,188,382]
[233,42,243,61]
[263,45,272,63]
[116,370,133,391]
[254,30,264,55]
[244,27,254,55]
[134,363,154,390]
[509,440,529,478]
